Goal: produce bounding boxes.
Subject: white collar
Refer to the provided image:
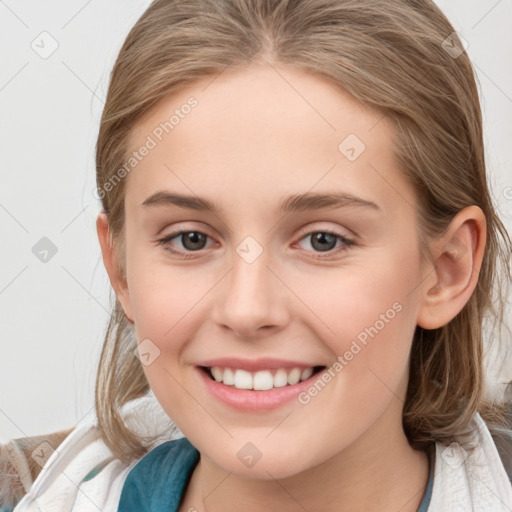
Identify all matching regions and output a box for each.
[429,411,512,510]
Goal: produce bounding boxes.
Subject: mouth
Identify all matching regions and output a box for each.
[199,365,326,391]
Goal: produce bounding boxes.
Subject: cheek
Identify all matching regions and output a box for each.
[127,247,218,371]
[126,234,199,321]
[300,248,420,346]
[127,263,208,418]
[129,270,203,345]
[294,247,421,402]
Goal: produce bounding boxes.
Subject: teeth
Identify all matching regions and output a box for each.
[301,367,313,381]
[208,366,318,390]
[287,368,301,385]
[273,369,288,388]
[223,368,235,386]
[253,370,274,391]
[234,369,252,389]
[211,367,223,382]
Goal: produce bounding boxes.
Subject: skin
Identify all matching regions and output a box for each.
[97,62,486,512]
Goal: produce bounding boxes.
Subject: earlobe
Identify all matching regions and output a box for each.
[417,206,486,330]
[96,212,134,324]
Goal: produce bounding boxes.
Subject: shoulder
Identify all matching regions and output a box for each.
[0,427,74,511]
[488,402,512,484]
[8,391,181,512]
[429,411,512,510]
[117,437,199,512]
[123,436,199,482]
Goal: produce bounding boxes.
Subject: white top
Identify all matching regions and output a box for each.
[12,390,512,511]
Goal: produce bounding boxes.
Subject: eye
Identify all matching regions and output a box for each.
[296,230,355,258]
[157,230,213,258]
[157,228,356,259]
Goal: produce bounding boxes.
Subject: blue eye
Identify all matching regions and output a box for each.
[157,229,355,259]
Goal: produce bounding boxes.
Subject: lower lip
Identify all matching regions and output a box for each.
[196,367,321,411]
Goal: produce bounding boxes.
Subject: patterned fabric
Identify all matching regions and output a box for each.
[0,428,73,511]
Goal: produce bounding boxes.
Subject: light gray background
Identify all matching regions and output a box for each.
[1,0,511,443]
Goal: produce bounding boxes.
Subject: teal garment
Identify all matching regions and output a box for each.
[117,437,435,512]
[418,443,435,512]
[117,437,199,512]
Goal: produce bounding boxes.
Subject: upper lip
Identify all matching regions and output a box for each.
[197,357,324,372]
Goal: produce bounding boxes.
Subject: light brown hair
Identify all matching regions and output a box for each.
[94,0,512,464]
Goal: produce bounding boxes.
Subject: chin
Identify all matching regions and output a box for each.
[203,440,320,481]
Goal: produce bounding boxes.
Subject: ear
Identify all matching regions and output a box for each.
[417,205,486,330]
[96,212,134,324]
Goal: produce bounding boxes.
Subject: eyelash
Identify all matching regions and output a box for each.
[156,228,355,260]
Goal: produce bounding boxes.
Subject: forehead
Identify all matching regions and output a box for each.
[124,63,415,216]
[128,63,386,149]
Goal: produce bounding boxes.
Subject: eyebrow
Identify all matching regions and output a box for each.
[141,190,380,213]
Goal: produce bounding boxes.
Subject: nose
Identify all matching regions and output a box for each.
[212,241,290,339]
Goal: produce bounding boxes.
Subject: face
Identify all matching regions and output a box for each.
[113,63,429,479]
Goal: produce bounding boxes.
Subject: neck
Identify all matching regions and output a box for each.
[180,405,430,512]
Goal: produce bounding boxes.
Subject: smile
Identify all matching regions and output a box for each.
[196,357,330,410]
[201,365,326,391]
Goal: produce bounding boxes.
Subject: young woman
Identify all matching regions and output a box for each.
[4,0,512,510]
